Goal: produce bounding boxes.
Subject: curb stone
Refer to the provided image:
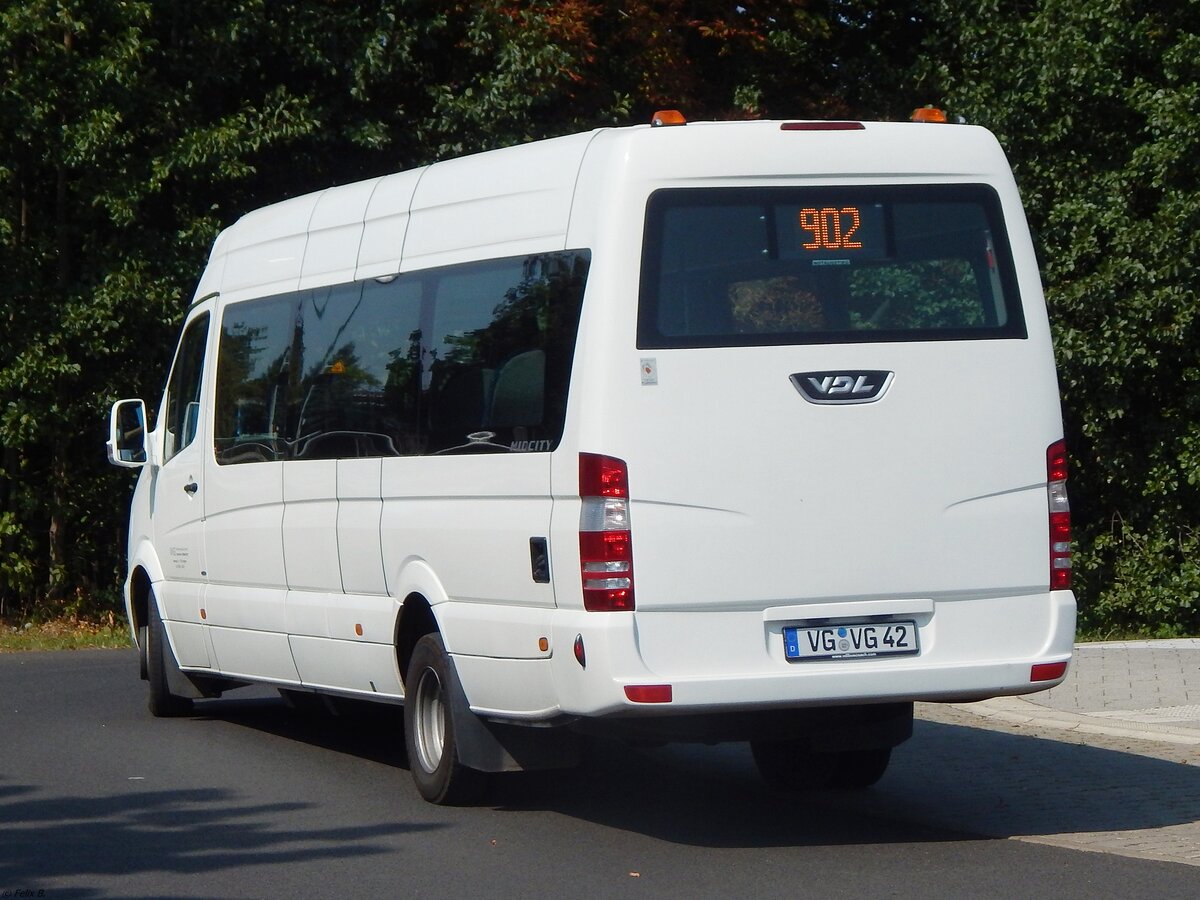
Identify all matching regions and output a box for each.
[953,695,1200,746]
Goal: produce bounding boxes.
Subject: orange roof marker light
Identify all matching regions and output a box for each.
[651,109,687,127]
[911,106,950,124]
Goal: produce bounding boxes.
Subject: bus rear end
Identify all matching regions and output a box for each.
[549,118,1075,786]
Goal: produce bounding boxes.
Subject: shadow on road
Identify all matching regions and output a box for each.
[203,696,1200,848]
[0,774,438,897]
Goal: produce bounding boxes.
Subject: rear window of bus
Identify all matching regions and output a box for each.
[637,184,1027,348]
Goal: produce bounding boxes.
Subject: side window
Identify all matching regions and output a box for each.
[422,252,587,455]
[162,313,210,464]
[207,251,588,462]
[290,278,423,459]
[213,294,298,464]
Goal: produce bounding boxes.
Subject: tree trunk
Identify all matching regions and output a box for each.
[46,441,68,603]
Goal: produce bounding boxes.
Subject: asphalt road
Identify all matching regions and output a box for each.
[2,650,1197,898]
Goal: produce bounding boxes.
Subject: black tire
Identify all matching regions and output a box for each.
[146,594,193,718]
[137,623,149,681]
[752,740,892,791]
[750,740,836,791]
[403,633,489,805]
[828,747,891,789]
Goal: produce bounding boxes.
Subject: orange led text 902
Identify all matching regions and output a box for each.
[799,207,863,250]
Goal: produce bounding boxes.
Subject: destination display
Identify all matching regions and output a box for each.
[778,201,887,261]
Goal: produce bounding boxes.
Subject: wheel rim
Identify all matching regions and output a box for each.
[412,666,446,774]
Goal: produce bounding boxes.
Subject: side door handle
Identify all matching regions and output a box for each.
[183,481,199,495]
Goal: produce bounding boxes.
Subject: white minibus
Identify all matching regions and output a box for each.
[108,110,1076,804]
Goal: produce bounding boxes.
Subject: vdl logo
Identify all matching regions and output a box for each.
[790,370,894,405]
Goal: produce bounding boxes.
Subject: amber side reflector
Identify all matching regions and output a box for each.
[355,623,363,636]
[1031,661,1068,682]
[651,109,687,127]
[781,121,865,131]
[911,106,949,123]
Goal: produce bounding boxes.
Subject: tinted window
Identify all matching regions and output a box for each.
[214,294,296,464]
[212,251,588,463]
[292,278,423,459]
[422,253,585,455]
[638,185,1026,348]
[162,313,210,463]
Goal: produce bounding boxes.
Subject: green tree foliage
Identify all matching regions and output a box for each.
[6,1,1194,637]
[930,1,1200,635]
[0,1,851,616]
[0,1,355,613]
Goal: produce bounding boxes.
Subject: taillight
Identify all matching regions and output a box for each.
[579,453,634,611]
[1047,440,1071,590]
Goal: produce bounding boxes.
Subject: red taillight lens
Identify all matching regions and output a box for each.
[579,453,635,611]
[579,453,629,498]
[1047,440,1071,590]
[1047,442,1068,483]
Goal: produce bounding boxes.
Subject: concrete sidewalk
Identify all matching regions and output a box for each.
[959,639,1200,745]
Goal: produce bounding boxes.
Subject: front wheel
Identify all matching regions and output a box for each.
[403,633,490,805]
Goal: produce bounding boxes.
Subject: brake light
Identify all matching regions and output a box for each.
[1047,440,1071,590]
[579,453,634,611]
[780,121,865,131]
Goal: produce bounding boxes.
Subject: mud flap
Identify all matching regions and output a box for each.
[442,652,580,773]
[161,634,226,700]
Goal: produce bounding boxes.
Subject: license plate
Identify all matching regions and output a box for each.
[784,620,919,661]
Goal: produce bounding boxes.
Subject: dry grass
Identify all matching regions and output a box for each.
[0,613,132,652]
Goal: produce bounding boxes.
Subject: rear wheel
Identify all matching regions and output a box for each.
[751,740,836,791]
[751,741,891,791]
[404,633,489,805]
[146,594,193,718]
[828,747,891,789]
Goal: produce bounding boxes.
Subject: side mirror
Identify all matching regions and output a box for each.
[107,399,149,468]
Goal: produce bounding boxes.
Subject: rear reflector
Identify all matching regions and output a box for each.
[781,121,865,131]
[624,684,673,703]
[573,634,586,668]
[1031,661,1068,682]
[580,453,635,611]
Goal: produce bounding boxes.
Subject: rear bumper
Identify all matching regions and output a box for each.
[533,589,1076,719]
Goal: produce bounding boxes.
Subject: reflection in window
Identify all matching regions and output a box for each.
[214,294,296,464]
[162,313,210,464]
[212,252,588,464]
